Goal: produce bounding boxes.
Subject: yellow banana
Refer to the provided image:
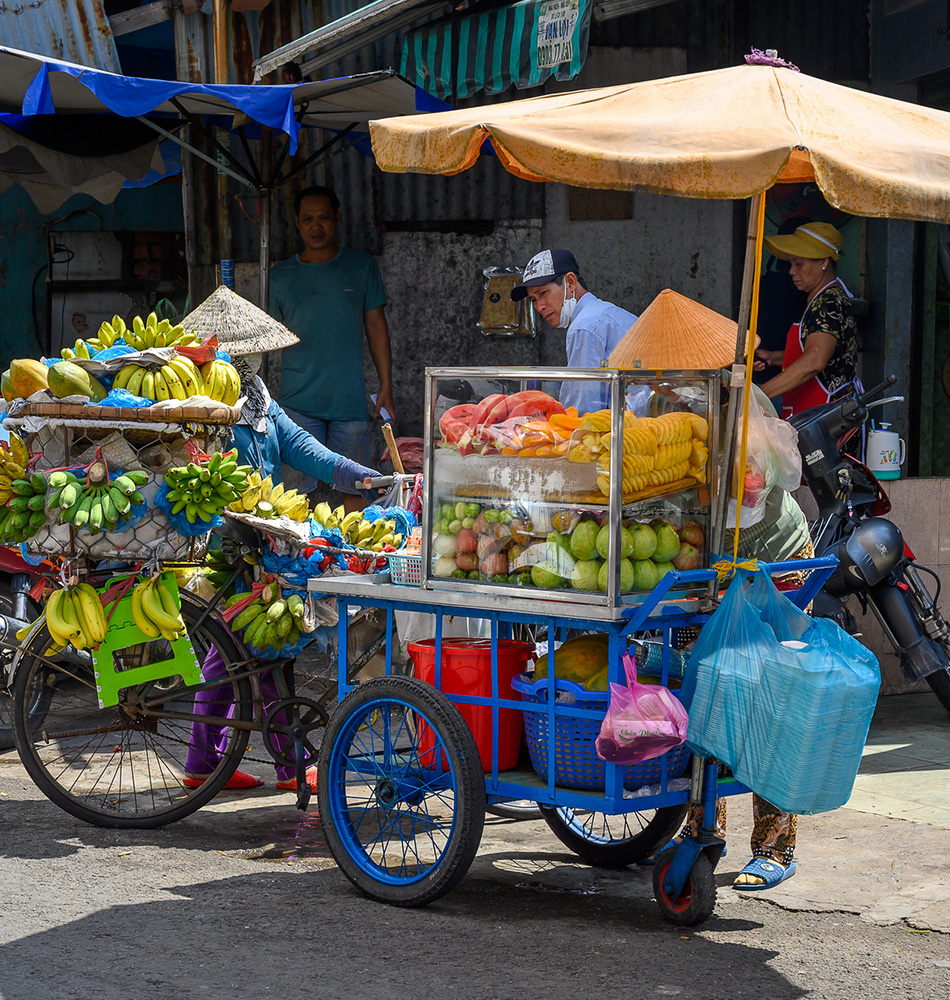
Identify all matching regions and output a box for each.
[169,357,203,397]
[159,364,186,400]
[131,580,161,639]
[44,589,75,646]
[9,434,27,468]
[154,370,170,402]
[153,576,186,632]
[59,591,91,649]
[113,365,135,391]
[127,367,146,397]
[146,311,158,331]
[75,584,107,644]
[141,578,185,634]
[141,371,155,400]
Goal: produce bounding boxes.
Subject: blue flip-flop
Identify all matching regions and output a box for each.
[733,857,796,891]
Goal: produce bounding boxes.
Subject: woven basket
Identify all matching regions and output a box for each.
[511,673,692,791]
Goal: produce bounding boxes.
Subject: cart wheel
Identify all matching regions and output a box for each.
[317,676,485,907]
[539,803,688,867]
[487,800,542,820]
[652,846,717,926]
[12,594,252,829]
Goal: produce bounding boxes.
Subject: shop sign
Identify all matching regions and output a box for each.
[537,0,580,69]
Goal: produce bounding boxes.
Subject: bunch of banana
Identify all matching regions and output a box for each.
[45,584,108,652]
[123,312,200,352]
[60,315,130,360]
[49,465,148,534]
[311,501,341,529]
[113,354,205,401]
[228,472,310,521]
[164,450,252,524]
[0,472,48,544]
[232,587,309,653]
[0,433,30,505]
[129,575,187,642]
[198,359,242,406]
[351,513,403,550]
[569,409,710,498]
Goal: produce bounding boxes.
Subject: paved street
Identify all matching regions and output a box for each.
[0,692,948,1000]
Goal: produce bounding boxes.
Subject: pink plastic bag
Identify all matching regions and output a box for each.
[596,653,690,764]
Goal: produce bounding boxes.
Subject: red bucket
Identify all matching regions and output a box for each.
[408,638,535,772]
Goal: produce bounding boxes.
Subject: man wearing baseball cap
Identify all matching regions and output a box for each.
[512,249,637,415]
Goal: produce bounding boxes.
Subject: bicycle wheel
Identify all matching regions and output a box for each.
[0,581,44,752]
[12,592,253,828]
[539,802,688,867]
[318,676,485,907]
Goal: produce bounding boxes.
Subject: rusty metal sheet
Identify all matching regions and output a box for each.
[0,0,121,73]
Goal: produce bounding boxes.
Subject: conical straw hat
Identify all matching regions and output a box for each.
[181,285,300,357]
[607,288,755,370]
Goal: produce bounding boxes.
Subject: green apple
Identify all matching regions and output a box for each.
[571,558,601,591]
[632,558,660,592]
[629,523,658,561]
[570,520,599,561]
[652,523,681,563]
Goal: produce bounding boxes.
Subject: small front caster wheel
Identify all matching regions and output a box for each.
[653,846,717,925]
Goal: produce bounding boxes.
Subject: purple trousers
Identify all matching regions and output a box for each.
[183,645,296,781]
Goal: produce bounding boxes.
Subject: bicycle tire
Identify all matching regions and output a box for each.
[540,803,688,867]
[0,580,43,751]
[486,801,543,820]
[12,592,253,828]
[926,664,950,716]
[318,676,485,906]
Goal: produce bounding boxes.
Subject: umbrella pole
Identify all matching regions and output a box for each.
[711,192,765,560]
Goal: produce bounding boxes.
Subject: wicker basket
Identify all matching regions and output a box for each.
[511,673,692,791]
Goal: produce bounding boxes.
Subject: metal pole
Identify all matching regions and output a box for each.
[711,193,763,558]
[213,0,233,288]
[259,129,273,311]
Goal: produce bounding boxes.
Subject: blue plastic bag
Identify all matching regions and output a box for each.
[97,387,152,408]
[681,571,880,814]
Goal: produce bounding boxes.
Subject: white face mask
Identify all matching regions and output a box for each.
[556,283,577,329]
[241,352,263,373]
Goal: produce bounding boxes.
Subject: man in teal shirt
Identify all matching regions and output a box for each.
[269,185,394,510]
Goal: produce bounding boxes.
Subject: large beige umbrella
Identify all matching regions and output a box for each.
[370,62,950,223]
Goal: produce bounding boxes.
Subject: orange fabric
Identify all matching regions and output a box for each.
[371,64,950,223]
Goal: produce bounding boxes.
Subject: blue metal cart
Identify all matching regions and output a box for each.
[311,557,834,924]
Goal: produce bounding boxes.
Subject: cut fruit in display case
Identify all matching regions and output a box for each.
[426,369,718,605]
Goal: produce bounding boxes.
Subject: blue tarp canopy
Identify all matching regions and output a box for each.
[0,44,425,156]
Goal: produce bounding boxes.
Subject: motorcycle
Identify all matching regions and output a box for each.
[790,375,950,714]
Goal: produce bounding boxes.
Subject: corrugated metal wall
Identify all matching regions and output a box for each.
[0,0,122,72]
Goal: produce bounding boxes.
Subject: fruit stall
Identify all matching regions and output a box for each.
[0,293,419,826]
[310,367,835,922]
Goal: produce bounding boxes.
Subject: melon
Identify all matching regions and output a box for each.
[47,360,107,402]
[8,358,49,399]
[532,634,610,685]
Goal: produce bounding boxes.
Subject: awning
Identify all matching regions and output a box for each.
[0,111,164,214]
[0,45,425,156]
[401,0,592,100]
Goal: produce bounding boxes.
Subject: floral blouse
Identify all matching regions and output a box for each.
[799,280,857,394]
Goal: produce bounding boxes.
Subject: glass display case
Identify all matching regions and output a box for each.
[422,367,720,610]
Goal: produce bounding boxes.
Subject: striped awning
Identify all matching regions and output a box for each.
[401,0,592,100]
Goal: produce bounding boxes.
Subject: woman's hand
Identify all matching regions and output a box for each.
[753,348,783,371]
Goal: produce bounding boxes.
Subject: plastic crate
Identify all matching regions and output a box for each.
[387,551,423,586]
[511,673,692,791]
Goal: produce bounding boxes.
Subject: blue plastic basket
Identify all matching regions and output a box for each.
[511,673,692,792]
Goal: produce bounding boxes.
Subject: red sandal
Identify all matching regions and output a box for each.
[275,767,319,792]
[183,770,264,790]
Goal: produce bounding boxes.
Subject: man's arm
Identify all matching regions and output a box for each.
[364,305,395,420]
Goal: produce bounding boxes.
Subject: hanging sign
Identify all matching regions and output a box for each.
[537,0,580,69]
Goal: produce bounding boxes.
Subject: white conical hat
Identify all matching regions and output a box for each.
[181,285,300,356]
[608,288,756,370]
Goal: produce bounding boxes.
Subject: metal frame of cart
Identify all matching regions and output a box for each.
[311,555,836,924]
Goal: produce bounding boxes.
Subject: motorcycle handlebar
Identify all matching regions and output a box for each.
[855,375,898,408]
